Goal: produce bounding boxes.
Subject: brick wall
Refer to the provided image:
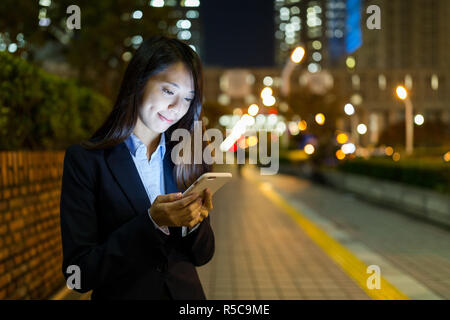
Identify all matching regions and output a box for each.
[0,151,66,299]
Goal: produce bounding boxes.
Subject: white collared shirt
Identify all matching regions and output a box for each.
[124,132,199,236]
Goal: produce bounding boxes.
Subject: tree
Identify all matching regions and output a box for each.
[0,0,175,99]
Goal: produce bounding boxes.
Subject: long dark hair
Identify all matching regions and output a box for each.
[80,35,210,191]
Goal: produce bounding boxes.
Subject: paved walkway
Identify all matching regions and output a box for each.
[196,164,370,299]
[251,166,449,299]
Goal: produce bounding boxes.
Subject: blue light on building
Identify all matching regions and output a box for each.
[346,0,362,54]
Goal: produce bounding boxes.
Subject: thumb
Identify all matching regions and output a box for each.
[156,192,183,203]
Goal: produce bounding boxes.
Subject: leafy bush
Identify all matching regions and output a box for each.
[336,157,450,194]
[0,51,111,150]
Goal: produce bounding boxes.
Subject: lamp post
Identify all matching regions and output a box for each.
[395,85,414,156]
[281,46,305,98]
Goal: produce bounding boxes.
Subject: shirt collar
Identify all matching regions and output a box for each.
[124,132,166,159]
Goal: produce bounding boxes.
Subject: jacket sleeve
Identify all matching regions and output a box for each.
[60,145,169,293]
[181,214,215,267]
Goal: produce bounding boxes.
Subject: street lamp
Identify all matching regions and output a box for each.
[395,85,414,156]
[281,46,305,97]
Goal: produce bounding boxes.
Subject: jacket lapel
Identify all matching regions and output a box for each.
[105,141,150,218]
[104,135,182,238]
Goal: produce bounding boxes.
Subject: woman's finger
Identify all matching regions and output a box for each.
[203,188,213,211]
[168,192,199,210]
[200,207,209,219]
[183,197,203,218]
[155,192,182,204]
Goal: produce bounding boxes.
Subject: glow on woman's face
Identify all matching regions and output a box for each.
[138,61,195,133]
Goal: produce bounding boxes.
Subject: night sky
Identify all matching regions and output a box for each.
[200,0,275,68]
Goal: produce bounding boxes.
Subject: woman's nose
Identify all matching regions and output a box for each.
[168,96,181,109]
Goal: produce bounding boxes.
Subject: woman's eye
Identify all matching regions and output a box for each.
[162,88,173,95]
[185,98,193,102]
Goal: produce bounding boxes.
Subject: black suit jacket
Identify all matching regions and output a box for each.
[59,133,215,300]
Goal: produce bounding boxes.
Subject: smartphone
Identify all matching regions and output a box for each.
[183,172,232,197]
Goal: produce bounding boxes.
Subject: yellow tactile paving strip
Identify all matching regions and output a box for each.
[245,168,410,300]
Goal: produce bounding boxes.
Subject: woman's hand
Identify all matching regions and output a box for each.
[188,188,213,231]
[149,190,211,229]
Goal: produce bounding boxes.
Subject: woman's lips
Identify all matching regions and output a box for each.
[158,113,174,123]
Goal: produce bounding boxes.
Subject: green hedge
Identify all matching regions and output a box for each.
[336,157,450,194]
[0,51,111,150]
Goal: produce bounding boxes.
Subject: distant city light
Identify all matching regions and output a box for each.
[186,10,199,19]
[336,133,348,144]
[392,152,401,162]
[233,108,242,116]
[178,30,191,40]
[263,76,273,86]
[219,115,230,127]
[8,43,17,53]
[276,122,287,135]
[242,114,255,126]
[312,40,322,50]
[182,0,200,7]
[443,151,450,162]
[131,35,143,45]
[256,114,266,126]
[291,46,305,63]
[150,0,164,7]
[177,20,191,29]
[122,51,132,62]
[378,74,387,90]
[414,114,424,126]
[346,56,356,69]
[298,120,307,131]
[312,52,322,62]
[248,104,259,116]
[288,122,300,135]
[248,136,258,147]
[39,18,51,27]
[405,74,413,90]
[350,94,363,106]
[39,0,51,6]
[315,113,325,125]
[218,94,230,105]
[260,87,273,99]
[396,86,408,100]
[304,144,315,155]
[336,149,345,160]
[357,124,367,134]
[132,10,143,19]
[341,143,356,154]
[385,146,394,156]
[344,103,355,115]
[308,63,319,73]
[431,74,439,90]
[262,95,276,107]
[267,114,278,126]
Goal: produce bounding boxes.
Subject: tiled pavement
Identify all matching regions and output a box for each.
[240,165,449,299]
[196,164,369,300]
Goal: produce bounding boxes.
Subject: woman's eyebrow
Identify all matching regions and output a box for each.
[164,81,195,94]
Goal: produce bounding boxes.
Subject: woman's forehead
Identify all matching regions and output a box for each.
[153,63,194,91]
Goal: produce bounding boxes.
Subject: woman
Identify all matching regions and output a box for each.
[59,35,215,300]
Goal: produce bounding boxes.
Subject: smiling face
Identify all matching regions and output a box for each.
[137,61,195,134]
